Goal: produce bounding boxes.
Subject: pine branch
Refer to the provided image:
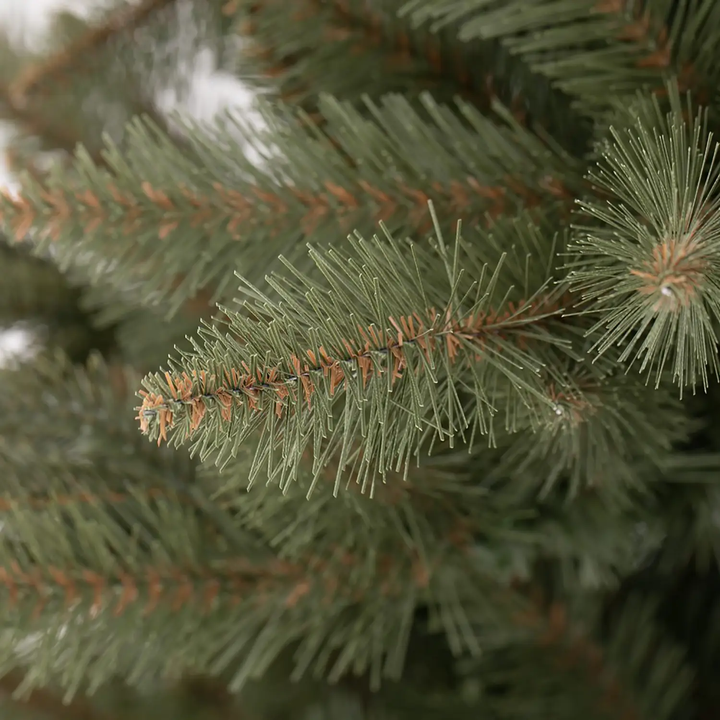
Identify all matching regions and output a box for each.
[0,353,494,699]
[401,0,719,113]
[0,18,192,179]
[136,213,579,493]
[321,0,586,145]
[492,355,688,498]
[0,476,467,697]
[569,89,720,390]
[210,408,655,596]
[0,94,580,316]
[0,5,198,176]
[9,0,179,108]
[223,0,594,156]
[0,479,195,514]
[227,0,496,115]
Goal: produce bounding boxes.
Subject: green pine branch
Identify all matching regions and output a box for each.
[227,0,486,111]
[569,90,720,390]
[210,431,658,595]
[401,0,720,114]
[0,30,107,169]
[330,0,588,147]
[491,355,689,498]
[0,464,485,699]
[2,0,212,180]
[0,92,581,316]
[225,0,580,147]
[135,211,582,492]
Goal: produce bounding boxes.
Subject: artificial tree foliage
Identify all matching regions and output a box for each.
[1,1,720,719]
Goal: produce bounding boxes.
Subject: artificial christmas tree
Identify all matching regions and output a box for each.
[1,1,720,718]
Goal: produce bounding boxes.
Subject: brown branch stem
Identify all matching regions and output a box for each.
[9,0,178,107]
[137,289,568,444]
[595,0,708,101]
[231,0,509,118]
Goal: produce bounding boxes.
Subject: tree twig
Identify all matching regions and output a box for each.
[9,0,178,107]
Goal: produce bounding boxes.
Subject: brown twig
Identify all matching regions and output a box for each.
[9,0,178,108]
[0,168,569,252]
[137,289,568,444]
[0,486,194,513]
[0,546,428,619]
[595,0,708,102]
[230,0,516,120]
[326,0,491,105]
